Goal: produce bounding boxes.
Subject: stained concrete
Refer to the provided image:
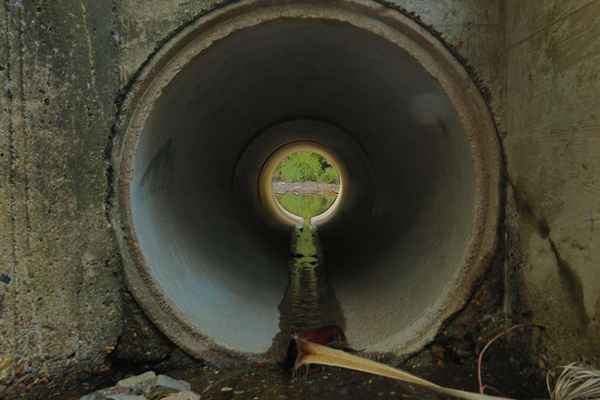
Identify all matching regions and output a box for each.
[503,0,600,364]
[0,1,123,398]
[1,0,599,399]
[116,0,506,120]
[0,0,502,398]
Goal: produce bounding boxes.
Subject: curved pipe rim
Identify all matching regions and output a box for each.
[259,142,345,227]
[111,0,501,363]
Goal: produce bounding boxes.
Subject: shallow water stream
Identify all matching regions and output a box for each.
[61,191,546,400]
[271,221,345,358]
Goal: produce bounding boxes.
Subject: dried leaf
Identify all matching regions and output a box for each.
[293,336,514,400]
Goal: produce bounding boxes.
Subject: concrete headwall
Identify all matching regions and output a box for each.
[1,0,599,398]
[503,0,600,363]
[0,1,122,397]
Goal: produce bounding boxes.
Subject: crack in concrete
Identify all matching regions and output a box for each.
[509,181,589,328]
[547,237,590,328]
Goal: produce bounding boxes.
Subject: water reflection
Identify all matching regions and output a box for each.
[275,192,337,221]
[271,221,345,359]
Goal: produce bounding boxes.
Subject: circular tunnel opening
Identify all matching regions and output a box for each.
[113,0,501,362]
[264,145,343,226]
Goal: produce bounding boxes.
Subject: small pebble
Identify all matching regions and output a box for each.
[221,387,233,392]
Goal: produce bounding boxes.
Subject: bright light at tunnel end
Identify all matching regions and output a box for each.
[260,143,345,227]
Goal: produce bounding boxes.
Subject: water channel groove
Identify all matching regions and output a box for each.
[273,221,346,360]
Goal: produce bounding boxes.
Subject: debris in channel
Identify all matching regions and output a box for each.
[79,371,198,399]
[547,363,600,400]
[291,336,510,399]
[291,337,600,400]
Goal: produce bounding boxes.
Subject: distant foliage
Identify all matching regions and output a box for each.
[274,151,340,184]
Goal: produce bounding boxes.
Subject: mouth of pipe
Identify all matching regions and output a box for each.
[112,0,501,363]
[259,143,344,227]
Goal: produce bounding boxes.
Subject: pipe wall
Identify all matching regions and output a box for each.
[114,0,500,360]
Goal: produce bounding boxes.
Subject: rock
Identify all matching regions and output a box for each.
[143,374,191,399]
[100,386,134,396]
[151,374,191,392]
[82,372,191,400]
[145,386,177,400]
[162,391,200,400]
[221,387,233,392]
[81,385,138,400]
[117,371,156,392]
[80,394,103,400]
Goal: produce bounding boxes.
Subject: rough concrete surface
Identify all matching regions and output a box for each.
[116,0,506,118]
[0,0,599,398]
[503,0,600,364]
[0,1,123,398]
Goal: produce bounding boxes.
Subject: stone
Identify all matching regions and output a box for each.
[80,394,103,400]
[145,386,177,400]
[117,371,157,391]
[162,392,200,400]
[81,385,135,400]
[151,374,191,392]
[100,386,135,396]
[106,396,146,400]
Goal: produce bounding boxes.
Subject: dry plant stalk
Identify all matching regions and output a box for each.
[478,323,544,394]
[292,336,514,400]
[547,363,600,400]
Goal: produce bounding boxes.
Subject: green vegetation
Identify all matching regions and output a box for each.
[275,193,337,222]
[273,151,340,184]
[294,223,318,259]
[273,151,339,223]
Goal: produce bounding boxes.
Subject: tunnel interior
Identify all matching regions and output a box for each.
[115,1,499,360]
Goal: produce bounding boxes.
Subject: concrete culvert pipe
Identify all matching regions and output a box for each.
[112,0,501,363]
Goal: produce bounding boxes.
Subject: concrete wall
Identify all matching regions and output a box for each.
[0,0,505,398]
[503,0,600,364]
[0,0,123,397]
[5,0,599,398]
[116,0,505,124]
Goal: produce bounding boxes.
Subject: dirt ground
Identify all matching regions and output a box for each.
[60,339,548,400]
